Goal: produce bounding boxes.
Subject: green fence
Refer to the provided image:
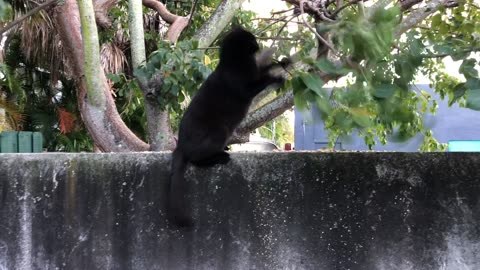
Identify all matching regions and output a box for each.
[0,131,43,153]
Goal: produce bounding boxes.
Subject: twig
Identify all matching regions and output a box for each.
[257,15,289,34]
[196,46,220,50]
[299,0,338,55]
[423,48,480,58]
[332,0,361,17]
[0,0,58,36]
[252,17,305,25]
[272,14,300,46]
[187,0,199,27]
[272,8,295,15]
[306,0,335,22]
[257,36,300,41]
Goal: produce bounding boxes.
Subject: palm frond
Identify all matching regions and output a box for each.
[101,42,127,74]
[57,107,75,134]
[5,0,67,81]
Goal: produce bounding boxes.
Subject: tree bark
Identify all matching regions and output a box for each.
[55,0,148,152]
[192,0,247,48]
[396,0,450,35]
[140,0,190,150]
[128,0,146,68]
[142,0,190,41]
[230,91,294,144]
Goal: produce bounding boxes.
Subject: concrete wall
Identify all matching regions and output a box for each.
[0,152,479,270]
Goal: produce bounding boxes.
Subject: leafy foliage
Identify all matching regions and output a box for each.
[3,0,479,152]
[291,0,478,151]
[421,1,480,111]
[258,113,294,148]
[0,35,94,152]
[135,40,211,112]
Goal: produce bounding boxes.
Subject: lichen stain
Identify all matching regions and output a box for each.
[65,158,78,225]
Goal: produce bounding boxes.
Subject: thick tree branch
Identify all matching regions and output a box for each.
[283,0,319,17]
[230,91,294,144]
[0,0,58,36]
[94,0,117,29]
[55,0,148,152]
[396,0,451,35]
[142,0,179,23]
[142,0,189,42]
[400,0,424,10]
[192,0,247,48]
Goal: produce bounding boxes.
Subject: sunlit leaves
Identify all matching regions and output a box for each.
[315,58,350,76]
[449,83,467,106]
[291,1,448,150]
[459,58,478,79]
[300,73,325,97]
[135,40,211,111]
[372,84,397,99]
[331,1,401,63]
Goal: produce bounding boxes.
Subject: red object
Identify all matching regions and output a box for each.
[284,143,292,151]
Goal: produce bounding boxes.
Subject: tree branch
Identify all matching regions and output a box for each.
[56,0,148,152]
[396,0,451,36]
[299,0,338,55]
[400,0,424,11]
[142,0,189,42]
[0,0,58,36]
[230,91,294,144]
[94,0,117,29]
[192,0,247,48]
[142,0,180,23]
[187,0,199,27]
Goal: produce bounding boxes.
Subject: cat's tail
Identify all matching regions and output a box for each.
[166,149,194,228]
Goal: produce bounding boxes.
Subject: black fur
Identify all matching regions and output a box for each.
[167,27,287,227]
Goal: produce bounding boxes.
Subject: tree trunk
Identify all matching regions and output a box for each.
[55,0,148,152]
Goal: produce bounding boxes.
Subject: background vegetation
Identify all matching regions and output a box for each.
[0,0,478,151]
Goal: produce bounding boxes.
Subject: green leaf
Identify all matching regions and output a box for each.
[315,58,350,75]
[106,73,122,83]
[300,74,326,97]
[133,68,148,80]
[333,111,352,129]
[439,23,449,35]
[315,97,332,115]
[459,59,478,79]
[433,44,455,55]
[466,89,480,110]
[291,76,306,94]
[466,78,480,91]
[352,114,371,128]
[449,82,468,106]
[372,84,397,99]
[431,14,442,27]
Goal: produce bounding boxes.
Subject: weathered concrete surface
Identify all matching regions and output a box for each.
[0,152,479,270]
